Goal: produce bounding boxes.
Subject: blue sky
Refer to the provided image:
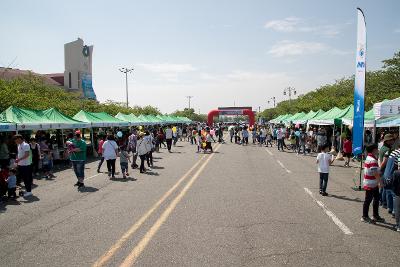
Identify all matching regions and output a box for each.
[1,0,399,113]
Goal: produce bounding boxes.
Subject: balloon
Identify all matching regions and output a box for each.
[117,131,123,138]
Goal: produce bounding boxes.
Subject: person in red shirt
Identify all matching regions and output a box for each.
[343,137,352,167]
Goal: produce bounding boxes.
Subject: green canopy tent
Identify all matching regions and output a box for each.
[43,108,90,129]
[292,110,325,125]
[308,106,352,125]
[177,116,192,124]
[138,115,157,126]
[341,109,375,128]
[73,111,129,127]
[115,113,143,126]
[282,112,306,125]
[1,106,56,130]
[0,117,16,132]
[270,114,292,124]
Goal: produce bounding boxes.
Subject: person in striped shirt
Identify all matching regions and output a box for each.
[362,144,385,224]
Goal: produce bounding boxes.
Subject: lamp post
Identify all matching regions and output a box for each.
[283,87,296,106]
[119,67,134,108]
[186,96,193,110]
[268,97,276,108]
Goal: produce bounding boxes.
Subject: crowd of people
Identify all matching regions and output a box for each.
[226,122,400,232]
[1,122,400,232]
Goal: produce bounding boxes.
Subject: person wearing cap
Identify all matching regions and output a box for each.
[68,131,87,188]
[379,133,395,208]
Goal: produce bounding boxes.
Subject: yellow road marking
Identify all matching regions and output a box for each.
[92,153,207,267]
[119,144,221,267]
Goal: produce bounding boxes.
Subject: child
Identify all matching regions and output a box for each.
[316,144,335,196]
[362,144,384,224]
[343,137,352,167]
[6,168,17,199]
[42,149,54,179]
[119,146,131,179]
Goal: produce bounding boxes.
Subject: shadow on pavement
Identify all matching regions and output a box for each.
[78,186,98,193]
[151,166,164,169]
[145,171,159,176]
[19,195,40,203]
[328,194,363,203]
[110,177,137,182]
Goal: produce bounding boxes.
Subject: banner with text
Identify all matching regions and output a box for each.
[352,8,366,155]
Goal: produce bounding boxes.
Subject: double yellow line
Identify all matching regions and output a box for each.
[93,144,221,267]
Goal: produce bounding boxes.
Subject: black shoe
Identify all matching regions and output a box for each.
[322,192,328,196]
[74,182,80,187]
[78,182,84,188]
[361,216,374,224]
[372,216,385,223]
[319,191,323,195]
[97,169,101,173]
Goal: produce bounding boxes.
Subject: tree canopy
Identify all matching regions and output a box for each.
[259,50,400,121]
[170,108,206,122]
[0,74,161,117]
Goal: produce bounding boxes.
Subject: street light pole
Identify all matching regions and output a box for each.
[283,87,296,106]
[268,97,276,108]
[186,96,193,110]
[119,67,134,108]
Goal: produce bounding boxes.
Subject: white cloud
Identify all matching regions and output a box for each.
[137,63,196,73]
[268,40,327,57]
[264,17,344,37]
[137,63,196,82]
[264,17,302,32]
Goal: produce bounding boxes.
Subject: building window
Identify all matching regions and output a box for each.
[69,72,71,88]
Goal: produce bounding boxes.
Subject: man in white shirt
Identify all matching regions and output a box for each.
[14,135,33,197]
[165,125,173,152]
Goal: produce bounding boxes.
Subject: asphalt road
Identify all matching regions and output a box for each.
[1,139,399,267]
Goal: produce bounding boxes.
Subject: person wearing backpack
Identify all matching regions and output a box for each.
[392,170,400,232]
[383,148,400,218]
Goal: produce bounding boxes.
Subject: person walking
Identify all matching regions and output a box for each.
[362,144,385,224]
[277,127,285,151]
[119,146,131,179]
[102,134,118,178]
[128,129,138,169]
[316,144,334,196]
[136,133,148,173]
[343,137,352,167]
[165,125,173,152]
[204,129,213,153]
[97,135,106,173]
[0,137,9,169]
[29,138,41,177]
[144,131,154,171]
[392,170,400,232]
[299,129,307,155]
[68,132,87,188]
[14,135,33,197]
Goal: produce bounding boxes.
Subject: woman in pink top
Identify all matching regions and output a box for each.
[97,135,106,173]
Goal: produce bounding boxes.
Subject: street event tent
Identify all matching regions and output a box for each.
[373,97,400,119]
[42,108,90,129]
[270,114,292,124]
[1,106,61,130]
[0,117,16,132]
[292,110,325,125]
[282,112,306,125]
[376,115,400,128]
[115,113,144,126]
[341,109,375,127]
[73,111,128,127]
[307,105,353,125]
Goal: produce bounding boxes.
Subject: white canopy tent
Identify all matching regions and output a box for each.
[373,97,400,119]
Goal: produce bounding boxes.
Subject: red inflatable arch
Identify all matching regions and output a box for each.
[207,109,255,126]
